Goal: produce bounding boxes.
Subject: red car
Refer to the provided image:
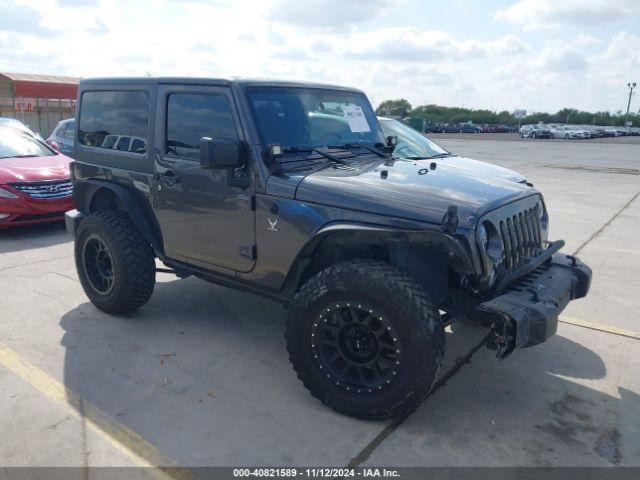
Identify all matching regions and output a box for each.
[0,127,74,229]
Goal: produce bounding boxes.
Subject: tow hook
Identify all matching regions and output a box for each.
[486,319,516,359]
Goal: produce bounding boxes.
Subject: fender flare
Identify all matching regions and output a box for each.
[74,179,164,255]
[280,222,475,295]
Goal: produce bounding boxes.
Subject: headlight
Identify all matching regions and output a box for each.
[0,186,18,199]
[480,221,504,263]
[478,224,489,250]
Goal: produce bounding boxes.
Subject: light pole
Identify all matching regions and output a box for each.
[626,82,637,125]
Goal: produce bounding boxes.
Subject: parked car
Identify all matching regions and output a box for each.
[521,124,552,139]
[548,125,567,139]
[481,124,508,133]
[441,123,461,133]
[586,126,606,138]
[519,125,532,137]
[441,123,481,133]
[548,124,585,139]
[424,123,443,133]
[46,118,75,156]
[0,117,44,142]
[0,127,73,229]
[564,126,590,139]
[458,123,482,133]
[378,117,527,184]
[66,77,591,420]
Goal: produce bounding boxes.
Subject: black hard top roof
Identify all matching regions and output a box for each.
[79,77,364,94]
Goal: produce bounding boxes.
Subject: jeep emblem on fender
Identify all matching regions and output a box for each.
[267,217,279,232]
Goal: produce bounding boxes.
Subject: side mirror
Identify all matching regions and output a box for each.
[200,137,242,169]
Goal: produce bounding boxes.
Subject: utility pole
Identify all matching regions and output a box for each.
[626,82,637,125]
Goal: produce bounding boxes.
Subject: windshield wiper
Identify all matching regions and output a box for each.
[328,143,388,159]
[281,146,346,165]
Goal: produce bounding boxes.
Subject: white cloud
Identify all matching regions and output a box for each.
[540,45,588,72]
[344,28,530,62]
[576,33,602,46]
[0,0,57,36]
[0,0,637,114]
[495,0,640,30]
[267,0,403,28]
[489,32,640,112]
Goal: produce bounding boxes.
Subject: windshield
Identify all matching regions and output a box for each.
[0,128,54,158]
[378,118,448,158]
[247,87,385,149]
[0,118,34,135]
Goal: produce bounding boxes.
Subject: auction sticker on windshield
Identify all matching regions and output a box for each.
[342,104,371,133]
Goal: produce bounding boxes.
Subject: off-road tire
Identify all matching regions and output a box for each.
[75,210,155,314]
[285,259,444,420]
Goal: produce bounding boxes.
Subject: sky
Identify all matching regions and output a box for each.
[0,0,639,114]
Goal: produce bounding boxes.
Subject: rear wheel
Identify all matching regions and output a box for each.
[75,210,156,314]
[285,260,444,420]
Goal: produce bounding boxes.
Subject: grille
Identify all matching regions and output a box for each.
[497,204,544,271]
[11,179,73,199]
[479,196,546,275]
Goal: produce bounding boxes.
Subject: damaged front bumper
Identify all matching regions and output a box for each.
[477,252,592,358]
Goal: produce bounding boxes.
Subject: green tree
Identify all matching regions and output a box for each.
[374,99,640,127]
[376,99,412,117]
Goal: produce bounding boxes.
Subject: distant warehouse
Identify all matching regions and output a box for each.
[0,72,80,137]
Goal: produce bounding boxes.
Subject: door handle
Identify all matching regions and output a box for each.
[154,170,180,186]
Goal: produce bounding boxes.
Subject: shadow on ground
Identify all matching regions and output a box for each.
[57,276,639,467]
[0,221,70,254]
[364,322,640,466]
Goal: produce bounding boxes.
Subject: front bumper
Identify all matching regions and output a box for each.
[0,191,74,229]
[65,209,85,236]
[477,253,591,358]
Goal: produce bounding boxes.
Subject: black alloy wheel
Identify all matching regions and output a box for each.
[82,234,115,294]
[311,301,401,394]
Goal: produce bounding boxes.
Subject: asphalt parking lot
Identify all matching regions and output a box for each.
[1,137,639,475]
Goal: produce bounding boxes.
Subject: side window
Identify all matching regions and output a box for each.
[54,123,65,138]
[63,122,75,139]
[130,138,146,153]
[166,93,237,159]
[78,91,149,154]
[115,136,131,151]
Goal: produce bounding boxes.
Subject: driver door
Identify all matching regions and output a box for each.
[153,85,255,273]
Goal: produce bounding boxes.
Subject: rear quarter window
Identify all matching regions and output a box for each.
[78,91,149,155]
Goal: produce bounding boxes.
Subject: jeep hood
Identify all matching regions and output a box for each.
[437,156,525,183]
[294,158,537,227]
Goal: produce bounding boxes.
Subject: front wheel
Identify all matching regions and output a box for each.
[285,260,444,420]
[75,210,156,314]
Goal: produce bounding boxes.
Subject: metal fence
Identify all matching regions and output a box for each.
[0,97,76,137]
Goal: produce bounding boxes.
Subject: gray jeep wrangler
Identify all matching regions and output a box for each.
[66,77,591,420]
